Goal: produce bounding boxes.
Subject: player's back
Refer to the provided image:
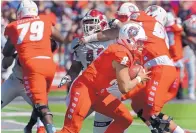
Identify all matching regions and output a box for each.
[133,11,171,63]
[4,15,54,65]
[80,44,133,91]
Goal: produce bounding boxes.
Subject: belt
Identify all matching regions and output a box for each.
[144,55,174,69]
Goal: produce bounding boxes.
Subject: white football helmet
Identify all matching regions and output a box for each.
[145,5,167,26]
[16,0,38,20]
[116,2,139,23]
[165,12,175,27]
[183,15,196,34]
[117,23,147,50]
[82,9,109,36]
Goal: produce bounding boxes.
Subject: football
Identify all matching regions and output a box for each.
[129,65,142,79]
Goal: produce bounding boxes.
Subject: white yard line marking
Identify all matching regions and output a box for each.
[3,106,196,133]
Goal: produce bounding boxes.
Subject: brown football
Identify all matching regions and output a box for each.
[129,65,142,79]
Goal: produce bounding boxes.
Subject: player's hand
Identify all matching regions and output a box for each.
[58,75,72,88]
[108,19,120,28]
[137,67,151,82]
[78,37,86,45]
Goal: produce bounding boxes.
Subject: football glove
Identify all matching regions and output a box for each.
[58,75,72,88]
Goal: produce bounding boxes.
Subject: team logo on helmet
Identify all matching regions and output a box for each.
[128,5,136,12]
[127,26,139,38]
[148,5,158,13]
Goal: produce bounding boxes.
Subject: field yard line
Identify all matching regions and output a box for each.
[3,120,196,133]
[4,120,28,126]
[4,106,196,133]
[2,120,61,130]
[4,106,65,116]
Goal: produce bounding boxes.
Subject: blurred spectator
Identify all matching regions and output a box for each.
[182,16,196,100]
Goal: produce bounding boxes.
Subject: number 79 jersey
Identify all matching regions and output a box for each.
[4,15,55,64]
[73,40,116,69]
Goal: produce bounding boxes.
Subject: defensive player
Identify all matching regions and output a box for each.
[78,3,188,133]
[3,0,65,132]
[57,23,150,133]
[1,39,58,133]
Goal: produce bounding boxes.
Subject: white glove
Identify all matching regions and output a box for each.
[58,75,72,88]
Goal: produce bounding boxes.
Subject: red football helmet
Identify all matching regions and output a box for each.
[82,9,109,36]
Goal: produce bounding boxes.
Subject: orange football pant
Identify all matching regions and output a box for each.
[60,78,133,133]
[131,65,177,120]
[166,67,180,101]
[22,58,56,105]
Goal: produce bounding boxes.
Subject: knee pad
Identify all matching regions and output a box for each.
[150,113,173,133]
[34,104,53,120]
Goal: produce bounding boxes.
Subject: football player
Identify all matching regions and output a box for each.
[57,23,150,133]
[1,38,58,133]
[165,11,184,100]
[3,0,65,132]
[58,9,124,133]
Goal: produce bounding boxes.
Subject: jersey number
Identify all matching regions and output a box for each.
[86,48,104,66]
[17,21,44,44]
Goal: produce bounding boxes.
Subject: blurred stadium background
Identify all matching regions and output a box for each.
[1,1,196,133]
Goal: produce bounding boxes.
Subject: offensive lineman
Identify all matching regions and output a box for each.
[3,0,65,132]
[1,39,58,133]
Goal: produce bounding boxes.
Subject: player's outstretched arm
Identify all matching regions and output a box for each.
[79,28,119,45]
[67,60,83,79]
[3,38,15,57]
[113,61,150,94]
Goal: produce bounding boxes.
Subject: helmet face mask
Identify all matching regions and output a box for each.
[82,9,108,36]
[83,18,101,36]
[115,13,129,23]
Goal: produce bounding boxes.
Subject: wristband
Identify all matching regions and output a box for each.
[136,76,142,83]
[83,33,98,43]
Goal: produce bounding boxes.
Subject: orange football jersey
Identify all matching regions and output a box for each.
[132,11,171,64]
[4,15,55,65]
[166,24,183,61]
[78,44,133,92]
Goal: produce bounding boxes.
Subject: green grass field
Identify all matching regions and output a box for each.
[2,99,196,133]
